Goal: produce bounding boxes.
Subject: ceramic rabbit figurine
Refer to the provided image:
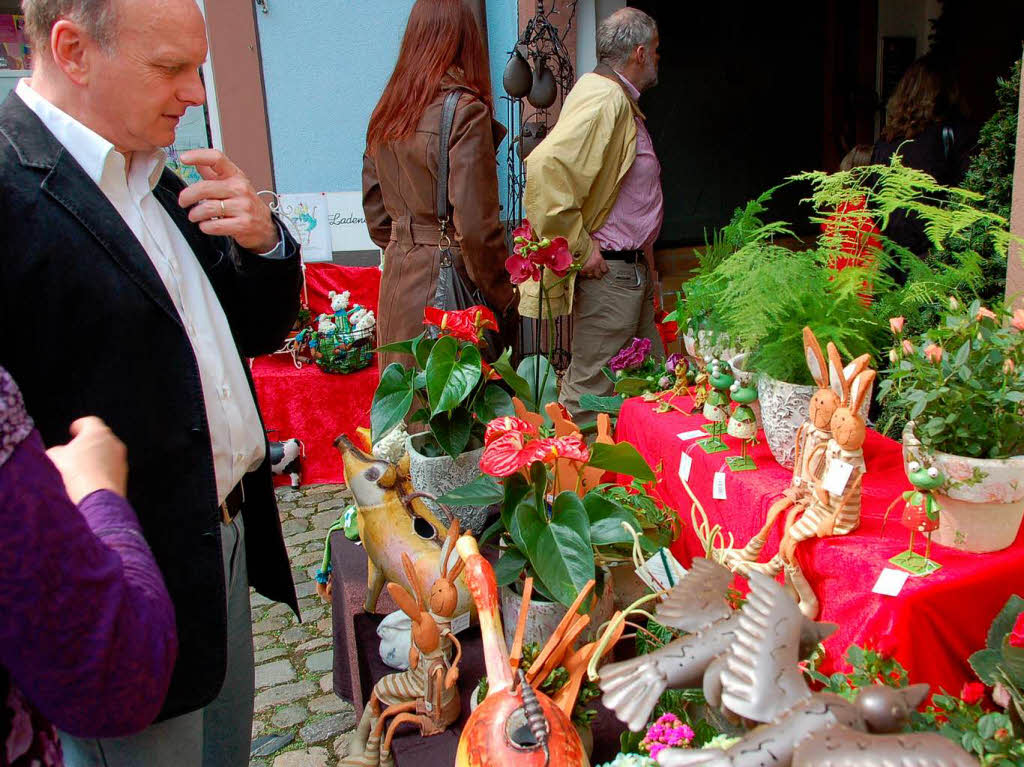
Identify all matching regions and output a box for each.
[343,523,465,767]
[723,329,869,570]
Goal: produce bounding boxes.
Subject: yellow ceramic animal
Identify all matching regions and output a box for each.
[334,435,472,616]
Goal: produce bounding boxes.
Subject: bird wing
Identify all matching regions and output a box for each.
[719,570,811,723]
[793,727,979,767]
[654,557,733,632]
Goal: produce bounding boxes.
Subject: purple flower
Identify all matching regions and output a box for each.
[665,353,682,373]
[609,337,653,372]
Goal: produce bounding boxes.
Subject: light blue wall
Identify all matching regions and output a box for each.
[486,0,519,220]
[256,0,414,194]
[257,0,520,197]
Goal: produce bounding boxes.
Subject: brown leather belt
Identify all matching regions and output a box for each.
[389,220,460,248]
[220,482,243,525]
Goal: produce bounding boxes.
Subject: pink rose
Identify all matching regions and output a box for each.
[924,344,943,364]
[902,339,915,355]
[889,316,905,335]
[943,459,972,481]
[1004,359,1016,375]
[976,307,998,322]
[1012,309,1024,332]
[960,681,986,705]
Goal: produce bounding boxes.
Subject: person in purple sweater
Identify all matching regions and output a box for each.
[0,366,177,767]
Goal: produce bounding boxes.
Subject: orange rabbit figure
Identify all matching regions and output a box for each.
[342,522,465,767]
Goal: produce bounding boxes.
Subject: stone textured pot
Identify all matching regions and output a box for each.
[757,374,815,469]
[902,423,1024,553]
[406,433,488,534]
[499,568,615,651]
[609,563,649,612]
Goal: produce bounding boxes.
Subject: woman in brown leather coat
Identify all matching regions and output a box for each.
[362,0,514,371]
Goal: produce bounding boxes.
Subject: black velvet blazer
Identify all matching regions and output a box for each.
[0,92,301,721]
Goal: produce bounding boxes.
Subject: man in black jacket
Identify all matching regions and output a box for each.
[0,0,301,764]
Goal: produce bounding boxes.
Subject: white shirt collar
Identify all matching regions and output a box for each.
[611,69,641,102]
[15,78,167,193]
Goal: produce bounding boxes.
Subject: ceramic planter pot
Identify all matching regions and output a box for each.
[902,423,1024,553]
[757,374,815,469]
[499,568,615,651]
[609,562,650,611]
[406,433,488,534]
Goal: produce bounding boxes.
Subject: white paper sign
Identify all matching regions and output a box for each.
[677,430,705,441]
[637,548,688,593]
[872,568,909,596]
[678,452,693,483]
[450,611,471,635]
[325,191,380,254]
[713,471,727,500]
[278,192,332,262]
[823,459,855,496]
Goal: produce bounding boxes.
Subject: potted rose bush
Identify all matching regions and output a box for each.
[880,300,1024,552]
[371,305,515,533]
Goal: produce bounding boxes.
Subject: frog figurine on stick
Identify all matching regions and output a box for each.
[698,360,733,453]
[883,460,945,576]
[725,377,759,472]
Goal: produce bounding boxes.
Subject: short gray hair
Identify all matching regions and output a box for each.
[21,0,118,53]
[596,8,657,68]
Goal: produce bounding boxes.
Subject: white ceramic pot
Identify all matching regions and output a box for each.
[757,374,816,469]
[902,423,1024,553]
[499,568,615,650]
[406,433,488,534]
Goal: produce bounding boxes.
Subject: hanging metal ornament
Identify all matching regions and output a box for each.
[503,48,533,99]
[515,120,549,160]
[527,59,557,109]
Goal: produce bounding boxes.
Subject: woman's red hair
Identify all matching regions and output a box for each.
[366,0,493,156]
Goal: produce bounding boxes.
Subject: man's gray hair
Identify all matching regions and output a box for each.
[21,0,118,53]
[596,8,657,68]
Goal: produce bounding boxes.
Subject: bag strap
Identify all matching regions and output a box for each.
[437,90,461,226]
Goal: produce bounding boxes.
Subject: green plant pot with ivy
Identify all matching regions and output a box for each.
[884,300,1024,553]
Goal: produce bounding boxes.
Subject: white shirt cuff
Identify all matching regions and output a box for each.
[254,223,288,259]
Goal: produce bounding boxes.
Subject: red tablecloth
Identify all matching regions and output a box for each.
[252,263,381,484]
[615,395,1024,696]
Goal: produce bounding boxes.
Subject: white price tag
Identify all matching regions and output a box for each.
[872,568,909,596]
[450,611,471,635]
[822,459,855,496]
[636,548,688,593]
[677,430,706,441]
[678,452,693,482]
[713,471,727,500]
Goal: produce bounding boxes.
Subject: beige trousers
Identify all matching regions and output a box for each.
[559,260,662,423]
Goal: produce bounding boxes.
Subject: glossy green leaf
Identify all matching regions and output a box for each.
[579,394,624,415]
[473,384,515,423]
[614,376,654,396]
[375,333,422,356]
[989,596,1024,649]
[584,493,641,545]
[495,550,528,587]
[491,348,533,403]
[968,648,1002,686]
[371,363,414,441]
[518,354,558,413]
[425,335,482,415]
[588,442,657,482]
[429,409,473,458]
[510,492,546,559]
[413,335,437,370]
[531,492,595,607]
[438,474,504,507]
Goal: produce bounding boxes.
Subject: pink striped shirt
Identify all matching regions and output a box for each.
[592,72,664,251]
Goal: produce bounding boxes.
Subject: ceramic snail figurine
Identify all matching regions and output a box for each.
[343,525,465,767]
[722,329,869,570]
[883,460,946,576]
[654,571,977,767]
[596,558,834,734]
[725,376,759,472]
[333,435,472,616]
[454,535,598,767]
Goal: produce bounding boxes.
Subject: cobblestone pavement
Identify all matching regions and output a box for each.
[249,484,357,767]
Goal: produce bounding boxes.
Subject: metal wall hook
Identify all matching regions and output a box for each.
[255,0,269,13]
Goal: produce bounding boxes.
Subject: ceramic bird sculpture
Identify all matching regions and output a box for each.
[655,571,977,767]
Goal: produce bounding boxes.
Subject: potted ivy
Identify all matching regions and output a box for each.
[441,414,665,649]
[370,305,515,533]
[881,299,1024,553]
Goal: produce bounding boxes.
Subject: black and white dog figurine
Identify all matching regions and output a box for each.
[270,438,303,488]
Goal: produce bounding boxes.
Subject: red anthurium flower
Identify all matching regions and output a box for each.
[506,253,541,284]
[1009,612,1024,648]
[484,416,537,446]
[422,306,498,344]
[479,432,531,477]
[532,236,573,277]
[523,435,590,466]
[960,682,986,706]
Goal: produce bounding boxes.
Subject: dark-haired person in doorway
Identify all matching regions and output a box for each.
[0,0,301,764]
[523,8,665,423]
[362,0,515,373]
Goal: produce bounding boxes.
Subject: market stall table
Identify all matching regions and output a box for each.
[252,263,381,484]
[615,394,1024,695]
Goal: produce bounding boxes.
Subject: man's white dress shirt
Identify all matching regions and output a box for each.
[16,79,271,506]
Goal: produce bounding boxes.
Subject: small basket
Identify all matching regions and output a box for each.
[307,313,375,374]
